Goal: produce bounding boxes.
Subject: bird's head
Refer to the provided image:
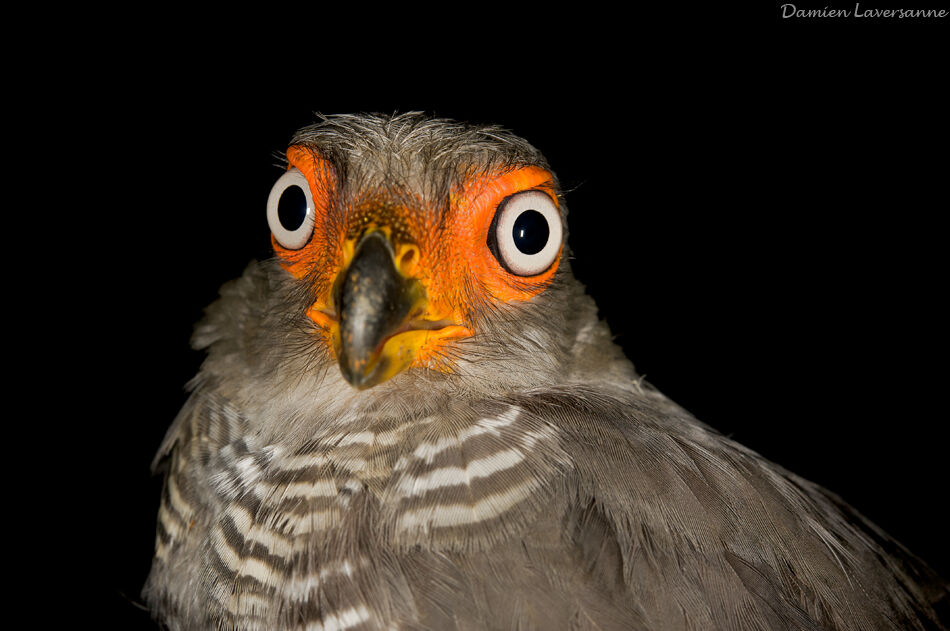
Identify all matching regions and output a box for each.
[260,113,589,392]
[200,113,623,412]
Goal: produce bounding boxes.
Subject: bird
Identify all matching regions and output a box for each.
[143,112,948,631]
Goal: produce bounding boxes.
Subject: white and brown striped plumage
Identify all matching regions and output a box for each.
[144,113,948,630]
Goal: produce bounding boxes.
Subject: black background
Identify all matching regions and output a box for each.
[37,12,947,628]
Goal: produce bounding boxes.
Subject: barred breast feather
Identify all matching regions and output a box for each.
[145,387,583,630]
[146,377,948,630]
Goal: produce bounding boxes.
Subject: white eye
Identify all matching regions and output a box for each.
[489,190,563,276]
[267,167,316,250]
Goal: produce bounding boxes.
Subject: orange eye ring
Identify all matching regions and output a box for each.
[271,147,339,281]
[453,165,562,304]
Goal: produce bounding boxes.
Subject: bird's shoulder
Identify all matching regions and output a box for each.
[511,381,949,630]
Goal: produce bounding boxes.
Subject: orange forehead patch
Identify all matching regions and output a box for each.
[272,146,562,326]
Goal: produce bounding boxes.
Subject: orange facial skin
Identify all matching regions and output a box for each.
[271,146,340,282]
[271,146,563,376]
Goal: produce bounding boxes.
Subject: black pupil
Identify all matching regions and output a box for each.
[512,209,549,255]
[278,185,308,231]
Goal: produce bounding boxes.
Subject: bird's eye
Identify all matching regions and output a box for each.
[267,167,316,250]
[488,190,563,276]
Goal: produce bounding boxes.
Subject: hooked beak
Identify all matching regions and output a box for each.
[335,230,424,388]
[320,229,468,390]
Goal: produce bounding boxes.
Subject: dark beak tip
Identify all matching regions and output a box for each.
[338,347,390,390]
[340,366,378,390]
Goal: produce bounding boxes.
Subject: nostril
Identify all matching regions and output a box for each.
[396,244,420,277]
